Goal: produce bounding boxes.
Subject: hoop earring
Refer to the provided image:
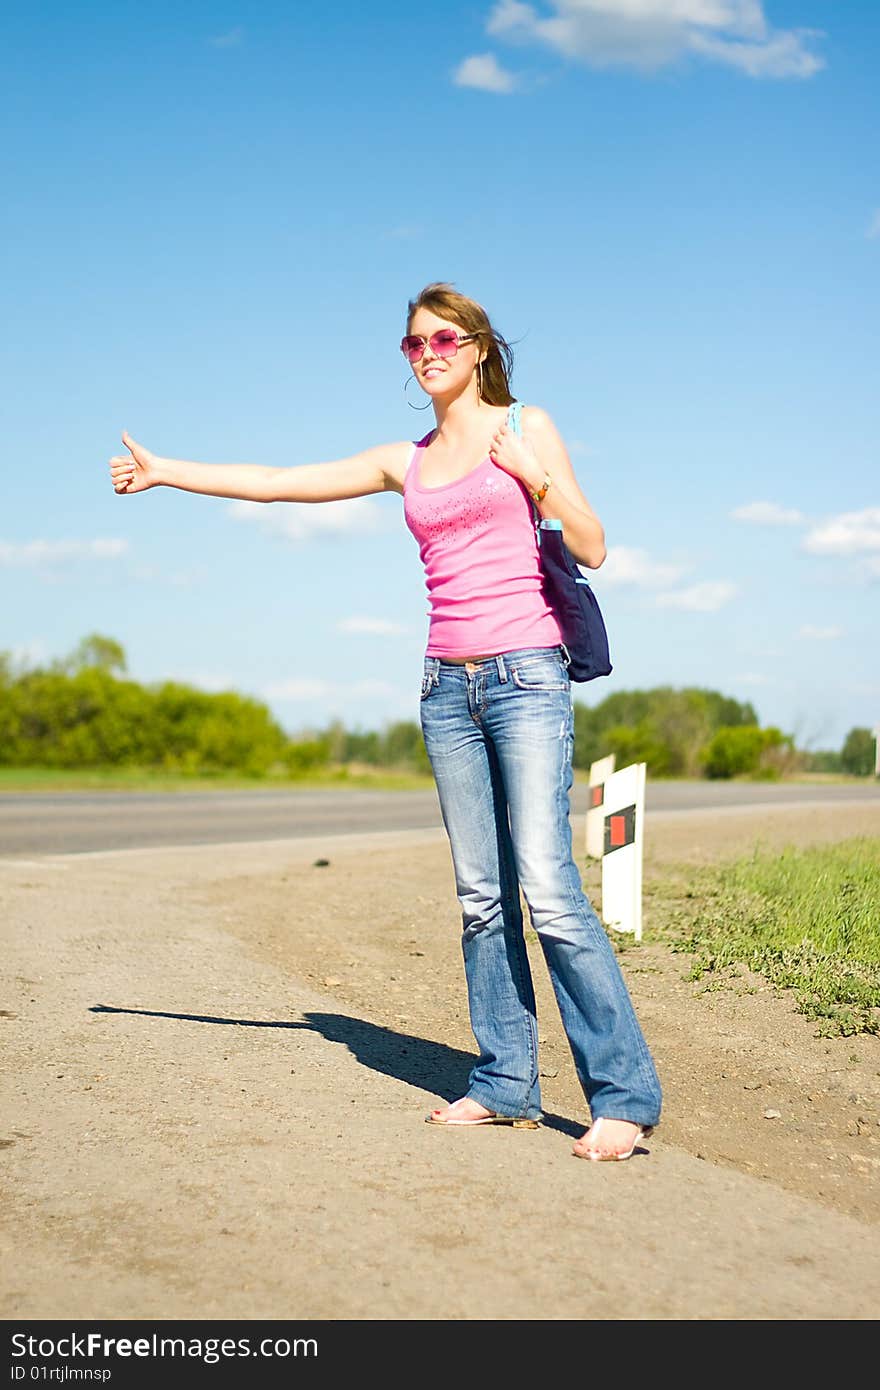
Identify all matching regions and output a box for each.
[477,361,484,399]
[404,373,432,410]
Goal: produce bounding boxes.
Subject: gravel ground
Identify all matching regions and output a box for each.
[1,798,878,1320]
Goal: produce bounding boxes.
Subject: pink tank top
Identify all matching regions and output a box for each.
[403,430,562,657]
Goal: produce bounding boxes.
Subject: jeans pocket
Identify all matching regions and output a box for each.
[510,656,569,692]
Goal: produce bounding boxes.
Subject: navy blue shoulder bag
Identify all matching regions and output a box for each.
[508,401,612,683]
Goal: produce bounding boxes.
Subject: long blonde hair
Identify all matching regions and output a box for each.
[406,283,515,406]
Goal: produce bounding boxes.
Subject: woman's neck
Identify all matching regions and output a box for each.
[431,390,497,444]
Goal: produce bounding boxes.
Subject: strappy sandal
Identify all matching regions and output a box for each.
[572,1117,654,1161]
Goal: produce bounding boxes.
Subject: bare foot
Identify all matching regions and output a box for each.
[572,1118,650,1161]
[429,1097,496,1124]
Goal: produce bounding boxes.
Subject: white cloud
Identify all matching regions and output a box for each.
[798,625,842,641]
[868,210,880,240]
[862,556,880,581]
[228,498,384,543]
[336,617,408,636]
[484,0,824,79]
[594,545,688,587]
[0,538,129,566]
[453,53,518,92]
[731,501,805,526]
[688,26,823,78]
[655,580,738,611]
[802,508,880,556]
[490,0,536,33]
[735,671,773,685]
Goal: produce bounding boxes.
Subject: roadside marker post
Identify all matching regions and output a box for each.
[585,754,615,860]
[601,762,646,941]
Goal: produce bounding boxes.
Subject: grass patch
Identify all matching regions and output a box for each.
[653,838,880,1037]
[0,765,435,794]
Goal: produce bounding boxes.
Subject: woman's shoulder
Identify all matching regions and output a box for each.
[352,438,420,494]
[519,403,563,449]
[520,403,556,432]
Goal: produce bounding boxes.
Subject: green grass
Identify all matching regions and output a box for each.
[654,838,880,1036]
[0,765,435,793]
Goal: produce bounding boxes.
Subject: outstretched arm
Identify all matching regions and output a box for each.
[109,432,412,502]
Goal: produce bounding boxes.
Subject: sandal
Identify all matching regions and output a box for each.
[572,1117,654,1162]
[426,1097,540,1129]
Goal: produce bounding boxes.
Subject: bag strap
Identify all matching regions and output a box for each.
[507,401,542,531]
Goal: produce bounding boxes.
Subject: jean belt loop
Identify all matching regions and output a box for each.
[495,654,508,683]
[430,657,440,686]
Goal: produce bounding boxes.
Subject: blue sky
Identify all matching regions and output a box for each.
[1,1,877,750]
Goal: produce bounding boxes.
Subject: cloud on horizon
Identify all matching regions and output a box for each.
[0,538,129,566]
[228,498,384,543]
[802,508,880,556]
[593,544,688,587]
[336,616,409,636]
[731,501,806,525]
[264,676,398,701]
[655,579,738,611]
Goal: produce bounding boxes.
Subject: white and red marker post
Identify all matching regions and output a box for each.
[600,762,646,941]
[585,754,616,860]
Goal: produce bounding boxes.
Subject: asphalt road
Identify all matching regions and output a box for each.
[1,780,878,856]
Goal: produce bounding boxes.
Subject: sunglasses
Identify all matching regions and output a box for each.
[400,329,477,364]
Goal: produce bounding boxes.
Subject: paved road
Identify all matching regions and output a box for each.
[1,781,878,856]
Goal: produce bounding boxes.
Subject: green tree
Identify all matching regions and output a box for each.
[701,725,790,779]
[63,634,128,675]
[573,685,760,776]
[8,667,149,767]
[149,683,287,774]
[342,729,382,764]
[604,720,673,775]
[801,748,843,773]
[382,721,431,772]
[841,727,875,777]
[0,638,292,774]
[284,737,332,776]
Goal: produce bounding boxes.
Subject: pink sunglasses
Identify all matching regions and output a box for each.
[400,329,477,364]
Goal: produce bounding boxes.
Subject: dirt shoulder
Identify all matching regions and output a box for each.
[196,799,880,1227]
[1,798,879,1320]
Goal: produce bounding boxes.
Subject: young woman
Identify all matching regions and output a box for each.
[109,283,662,1161]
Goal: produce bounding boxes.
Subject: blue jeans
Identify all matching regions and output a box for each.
[419,646,662,1127]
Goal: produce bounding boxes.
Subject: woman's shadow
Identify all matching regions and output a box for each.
[90,1003,581,1137]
